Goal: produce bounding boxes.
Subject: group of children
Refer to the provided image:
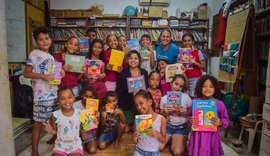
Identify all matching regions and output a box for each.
[24,27,229,156]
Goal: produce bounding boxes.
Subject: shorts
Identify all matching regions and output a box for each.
[99,126,117,144]
[187,77,199,97]
[83,130,96,143]
[133,146,160,156]
[166,122,189,137]
[33,99,58,122]
[53,149,83,156]
[105,81,116,91]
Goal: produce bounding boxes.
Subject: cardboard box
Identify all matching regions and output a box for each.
[198,5,208,19]
[149,6,163,18]
[162,10,168,18]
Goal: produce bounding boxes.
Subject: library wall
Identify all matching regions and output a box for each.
[50,0,213,18]
[5,0,26,62]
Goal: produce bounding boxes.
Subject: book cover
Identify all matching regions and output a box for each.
[105,103,116,113]
[135,114,153,138]
[179,48,191,63]
[79,38,89,53]
[165,63,183,82]
[166,92,182,111]
[48,61,62,85]
[86,60,102,76]
[139,47,151,60]
[86,98,99,112]
[108,49,125,71]
[65,54,85,73]
[192,100,217,132]
[127,39,140,51]
[126,75,146,93]
[80,109,97,131]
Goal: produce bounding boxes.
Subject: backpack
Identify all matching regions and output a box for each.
[14,84,33,118]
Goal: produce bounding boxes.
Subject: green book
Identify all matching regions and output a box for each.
[65,54,85,73]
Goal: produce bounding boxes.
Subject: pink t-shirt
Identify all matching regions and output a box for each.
[103,50,119,82]
[160,76,171,95]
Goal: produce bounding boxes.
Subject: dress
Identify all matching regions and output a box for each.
[188,99,229,156]
[53,109,83,154]
[116,68,148,123]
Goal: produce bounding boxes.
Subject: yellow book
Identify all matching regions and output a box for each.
[86,98,99,112]
[108,49,125,71]
[79,109,97,131]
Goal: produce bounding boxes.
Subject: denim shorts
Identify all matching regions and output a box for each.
[83,130,96,143]
[133,146,160,156]
[166,122,189,137]
[98,125,117,144]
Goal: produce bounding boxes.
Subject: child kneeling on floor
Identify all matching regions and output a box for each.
[98,91,126,149]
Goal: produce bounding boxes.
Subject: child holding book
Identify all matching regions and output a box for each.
[24,27,62,156]
[188,75,229,156]
[147,71,162,114]
[73,86,99,154]
[99,91,126,149]
[103,34,123,91]
[54,36,81,97]
[116,50,148,132]
[159,74,192,156]
[178,32,206,97]
[43,86,83,156]
[86,39,107,100]
[117,35,127,51]
[133,90,166,156]
[140,34,156,74]
[157,59,171,95]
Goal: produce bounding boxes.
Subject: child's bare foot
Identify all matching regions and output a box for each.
[114,141,121,149]
[46,135,56,145]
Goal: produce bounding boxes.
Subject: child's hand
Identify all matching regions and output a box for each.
[148,44,154,52]
[43,74,54,82]
[43,122,56,135]
[106,64,113,70]
[60,69,65,78]
[98,73,106,80]
[149,130,159,138]
[180,64,186,72]
[117,66,123,73]
[165,106,174,114]
[102,111,108,119]
[211,117,222,126]
[189,57,196,65]
[63,64,73,71]
[81,65,86,72]
[114,108,122,116]
[133,131,141,143]
[133,89,140,96]
[189,117,195,125]
[81,131,89,141]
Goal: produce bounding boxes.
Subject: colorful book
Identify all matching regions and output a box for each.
[165,63,183,82]
[135,114,153,138]
[48,61,62,85]
[139,47,151,60]
[65,54,85,73]
[127,39,140,51]
[166,92,182,111]
[79,38,89,53]
[86,98,99,112]
[105,103,116,113]
[192,100,217,132]
[108,49,125,71]
[86,60,102,76]
[126,75,146,93]
[80,109,97,131]
[179,48,193,69]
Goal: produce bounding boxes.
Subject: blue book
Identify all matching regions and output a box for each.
[192,100,217,132]
[127,39,140,51]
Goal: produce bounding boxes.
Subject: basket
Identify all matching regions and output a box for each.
[239,116,262,129]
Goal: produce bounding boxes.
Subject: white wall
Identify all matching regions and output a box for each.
[51,0,212,18]
[5,0,26,62]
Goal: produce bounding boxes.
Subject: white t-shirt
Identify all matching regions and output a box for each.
[73,100,85,110]
[160,93,192,125]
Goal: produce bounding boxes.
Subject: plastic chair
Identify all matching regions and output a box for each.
[238,114,263,152]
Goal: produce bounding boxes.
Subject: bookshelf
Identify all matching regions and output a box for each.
[50,16,209,53]
[255,2,270,92]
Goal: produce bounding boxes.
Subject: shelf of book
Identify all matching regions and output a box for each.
[256,31,270,37]
[255,7,270,18]
[87,26,127,28]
